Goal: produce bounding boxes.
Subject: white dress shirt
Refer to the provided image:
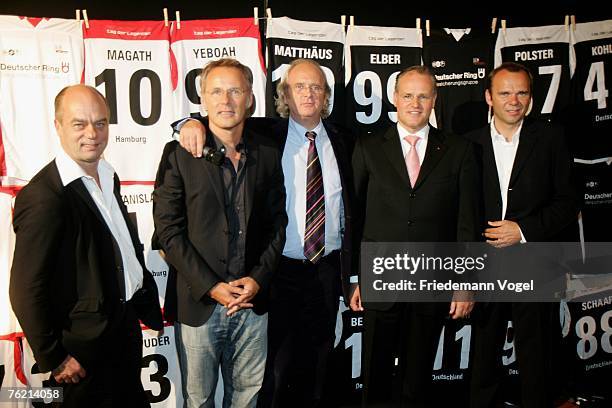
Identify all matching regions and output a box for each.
[397,123,429,166]
[55,149,143,300]
[490,118,526,242]
[282,117,344,259]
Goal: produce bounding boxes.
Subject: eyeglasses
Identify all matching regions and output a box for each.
[292,83,324,95]
[399,94,434,103]
[206,88,247,99]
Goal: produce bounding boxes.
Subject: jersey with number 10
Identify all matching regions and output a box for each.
[83,20,174,182]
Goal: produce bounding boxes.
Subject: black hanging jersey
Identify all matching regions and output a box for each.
[345,25,422,137]
[423,28,495,135]
[564,20,612,160]
[495,25,574,122]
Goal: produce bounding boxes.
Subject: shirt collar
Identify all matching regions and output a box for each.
[490,117,522,145]
[55,148,114,187]
[396,122,429,142]
[288,117,324,144]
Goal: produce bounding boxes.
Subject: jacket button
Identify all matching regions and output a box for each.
[409,193,416,198]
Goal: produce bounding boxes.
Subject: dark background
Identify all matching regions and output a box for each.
[0,0,608,30]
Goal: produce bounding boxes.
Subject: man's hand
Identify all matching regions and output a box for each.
[52,355,86,384]
[208,282,245,311]
[449,301,474,320]
[226,277,260,316]
[179,119,206,158]
[484,220,522,248]
[349,284,364,312]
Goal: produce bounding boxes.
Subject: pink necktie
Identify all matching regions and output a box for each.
[404,135,420,187]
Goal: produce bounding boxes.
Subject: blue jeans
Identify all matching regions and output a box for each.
[175,305,268,408]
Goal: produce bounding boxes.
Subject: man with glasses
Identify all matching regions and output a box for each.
[176,58,355,408]
[153,58,287,408]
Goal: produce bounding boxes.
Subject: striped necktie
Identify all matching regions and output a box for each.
[304,131,325,263]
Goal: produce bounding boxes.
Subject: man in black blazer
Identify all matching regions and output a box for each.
[349,65,481,407]
[465,62,579,408]
[9,84,163,407]
[175,59,355,408]
[153,59,287,407]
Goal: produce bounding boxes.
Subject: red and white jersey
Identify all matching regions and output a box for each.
[0,16,83,184]
[83,20,174,183]
[0,189,19,337]
[170,18,266,119]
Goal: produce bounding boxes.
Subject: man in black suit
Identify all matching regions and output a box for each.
[349,65,480,407]
[176,58,355,408]
[9,84,163,407]
[153,58,287,407]
[466,62,578,408]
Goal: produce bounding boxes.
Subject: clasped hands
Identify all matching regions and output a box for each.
[209,277,260,316]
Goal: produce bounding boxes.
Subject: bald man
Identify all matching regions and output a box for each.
[9,85,163,407]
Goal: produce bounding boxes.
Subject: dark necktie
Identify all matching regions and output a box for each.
[304,131,325,263]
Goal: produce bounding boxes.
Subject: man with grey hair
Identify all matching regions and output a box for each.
[174,58,356,408]
[153,58,288,407]
[10,84,163,407]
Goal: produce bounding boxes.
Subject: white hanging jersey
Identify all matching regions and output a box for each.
[345,25,422,136]
[495,24,575,121]
[0,16,83,184]
[566,20,612,160]
[120,182,169,300]
[141,325,184,407]
[265,17,345,124]
[170,18,266,119]
[83,20,174,182]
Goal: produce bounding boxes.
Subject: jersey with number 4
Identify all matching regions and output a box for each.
[565,20,612,160]
[495,24,574,122]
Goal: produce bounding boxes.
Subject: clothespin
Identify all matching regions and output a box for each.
[266,8,272,20]
[416,18,421,30]
[341,15,346,29]
[571,15,576,31]
[350,16,355,27]
[82,9,89,29]
[75,9,80,22]
[254,7,259,26]
[564,15,569,31]
[175,11,181,30]
[425,19,430,37]
[501,19,506,34]
[491,17,497,34]
[163,8,169,27]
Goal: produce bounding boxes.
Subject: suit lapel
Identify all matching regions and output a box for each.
[478,127,502,199]
[509,121,537,187]
[323,121,349,189]
[69,179,109,229]
[382,127,411,187]
[200,142,226,209]
[244,130,259,225]
[413,128,447,189]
